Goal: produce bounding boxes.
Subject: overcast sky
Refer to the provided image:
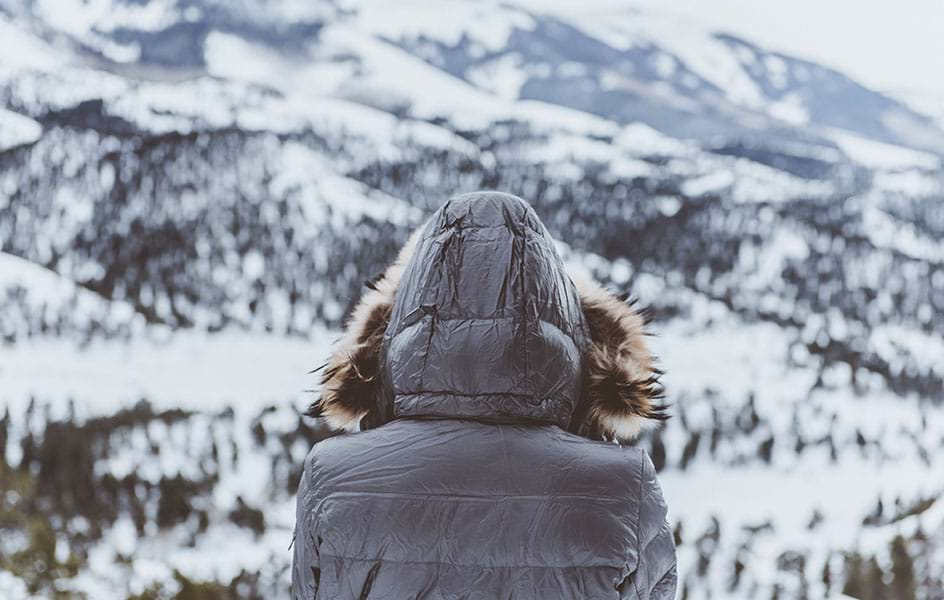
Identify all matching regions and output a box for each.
[531,0,944,94]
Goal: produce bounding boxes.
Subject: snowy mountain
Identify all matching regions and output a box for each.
[1,1,942,598]
[896,89,944,133]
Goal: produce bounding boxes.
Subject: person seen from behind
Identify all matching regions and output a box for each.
[293,191,677,599]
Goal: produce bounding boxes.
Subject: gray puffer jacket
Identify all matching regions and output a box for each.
[294,192,676,599]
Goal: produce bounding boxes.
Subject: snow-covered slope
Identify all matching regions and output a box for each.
[0,251,145,342]
[1,1,942,598]
[3,0,944,158]
[0,108,41,151]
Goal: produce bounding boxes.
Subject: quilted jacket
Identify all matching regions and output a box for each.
[293,192,676,599]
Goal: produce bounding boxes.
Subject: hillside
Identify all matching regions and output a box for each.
[1,1,942,598]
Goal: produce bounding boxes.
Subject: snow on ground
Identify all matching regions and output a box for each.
[1,258,939,596]
[654,310,944,597]
[872,169,942,196]
[74,407,301,595]
[348,0,536,53]
[870,324,944,377]
[0,326,331,597]
[272,141,423,227]
[521,130,650,174]
[0,313,339,596]
[8,311,932,578]
[654,318,814,417]
[0,14,65,72]
[33,0,172,38]
[616,122,694,156]
[321,25,514,129]
[0,329,329,420]
[0,108,42,151]
[681,169,736,197]
[202,23,519,132]
[661,452,941,555]
[204,32,317,94]
[862,204,944,263]
[895,90,944,130]
[467,54,531,100]
[827,128,941,170]
[0,251,144,338]
[568,10,768,110]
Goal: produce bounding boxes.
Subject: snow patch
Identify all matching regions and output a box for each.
[0,108,42,151]
[682,169,735,196]
[349,0,536,53]
[862,205,944,262]
[0,329,330,416]
[616,122,691,156]
[828,128,940,169]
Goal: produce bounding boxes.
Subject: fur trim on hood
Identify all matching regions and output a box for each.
[570,273,668,441]
[307,226,423,430]
[307,220,668,442]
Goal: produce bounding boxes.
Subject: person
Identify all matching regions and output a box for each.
[293,192,676,599]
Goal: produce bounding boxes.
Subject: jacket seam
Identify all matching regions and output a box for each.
[639,522,668,557]
[648,562,677,598]
[519,222,531,400]
[431,221,544,235]
[634,523,675,599]
[632,451,646,600]
[315,490,628,502]
[319,553,622,570]
[394,314,580,348]
[307,489,628,541]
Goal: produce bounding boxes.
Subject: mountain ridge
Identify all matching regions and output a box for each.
[3,0,944,157]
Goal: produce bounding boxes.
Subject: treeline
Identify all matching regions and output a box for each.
[0,399,334,598]
[671,515,941,600]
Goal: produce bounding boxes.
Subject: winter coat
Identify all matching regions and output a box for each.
[293,192,677,599]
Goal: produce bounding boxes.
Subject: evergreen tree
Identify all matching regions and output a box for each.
[865,557,887,600]
[843,553,865,599]
[0,407,8,465]
[729,553,745,591]
[821,555,831,597]
[863,497,884,527]
[650,431,667,472]
[679,431,701,470]
[758,434,775,464]
[889,535,916,600]
[673,521,683,547]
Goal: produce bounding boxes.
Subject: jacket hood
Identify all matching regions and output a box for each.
[309,192,667,442]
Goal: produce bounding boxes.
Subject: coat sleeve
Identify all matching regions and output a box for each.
[292,448,321,600]
[624,450,678,600]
